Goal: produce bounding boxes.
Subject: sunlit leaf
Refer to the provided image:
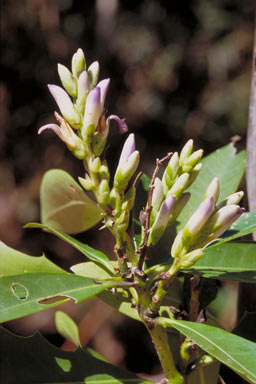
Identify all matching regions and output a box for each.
[25,222,114,274]
[0,241,65,277]
[40,169,102,234]
[181,242,256,282]
[177,143,246,231]
[0,273,112,323]
[219,211,256,243]
[159,317,256,384]
[0,327,152,383]
[55,310,82,348]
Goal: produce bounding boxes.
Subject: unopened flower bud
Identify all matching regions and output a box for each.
[187,163,202,187]
[57,64,78,97]
[99,161,110,181]
[226,191,244,205]
[122,186,136,212]
[151,177,164,220]
[171,230,188,258]
[162,152,180,193]
[88,157,101,173]
[79,175,94,190]
[82,87,101,139]
[180,248,204,268]
[92,122,109,156]
[76,71,90,114]
[168,192,190,224]
[204,177,220,204]
[72,48,86,78]
[110,188,122,214]
[98,179,110,205]
[148,195,176,245]
[167,173,190,198]
[184,197,215,238]
[48,85,81,128]
[182,149,203,173]
[206,205,245,240]
[180,139,193,165]
[114,151,140,193]
[88,61,99,89]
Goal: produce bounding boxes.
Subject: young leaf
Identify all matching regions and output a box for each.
[25,222,114,274]
[71,261,116,280]
[177,143,246,231]
[55,310,82,348]
[0,327,152,383]
[181,242,256,283]
[157,317,256,384]
[0,241,65,277]
[0,273,113,323]
[40,169,102,234]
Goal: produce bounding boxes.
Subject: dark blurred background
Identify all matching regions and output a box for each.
[0,0,255,380]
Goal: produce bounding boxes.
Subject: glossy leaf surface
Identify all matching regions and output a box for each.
[181,242,256,282]
[40,169,102,234]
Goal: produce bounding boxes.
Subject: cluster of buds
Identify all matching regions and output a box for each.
[148,140,203,245]
[38,48,128,159]
[39,49,139,236]
[171,177,244,268]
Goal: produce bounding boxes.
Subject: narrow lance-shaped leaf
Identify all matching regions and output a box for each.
[25,222,114,274]
[181,242,256,283]
[0,273,113,323]
[157,317,256,384]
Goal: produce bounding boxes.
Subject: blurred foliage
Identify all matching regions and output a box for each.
[0,0,255,379]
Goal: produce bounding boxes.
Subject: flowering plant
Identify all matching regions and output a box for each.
[1,49,256,384]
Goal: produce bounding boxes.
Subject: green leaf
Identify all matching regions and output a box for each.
[0,241,65,277]
[181,242,256,282]
[0,327,152,383]
[55,310,82,348]
[40,169,102,234]
[158,317,256,384]
[0,273,112,323]
[25,222,114,274]
[177,143,246,230]
[219,211,256,243]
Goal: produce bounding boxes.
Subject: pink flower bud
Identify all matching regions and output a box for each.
[82,86,101,138]
[149,195,176,245]
[117,134,136,169]
[185,197,215,237]
[48,84,81,128]
[106,115,128,134]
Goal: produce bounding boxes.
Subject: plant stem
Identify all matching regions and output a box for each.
[145,323,184,384]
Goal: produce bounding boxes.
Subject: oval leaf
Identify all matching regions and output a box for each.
[40,169,102,234]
